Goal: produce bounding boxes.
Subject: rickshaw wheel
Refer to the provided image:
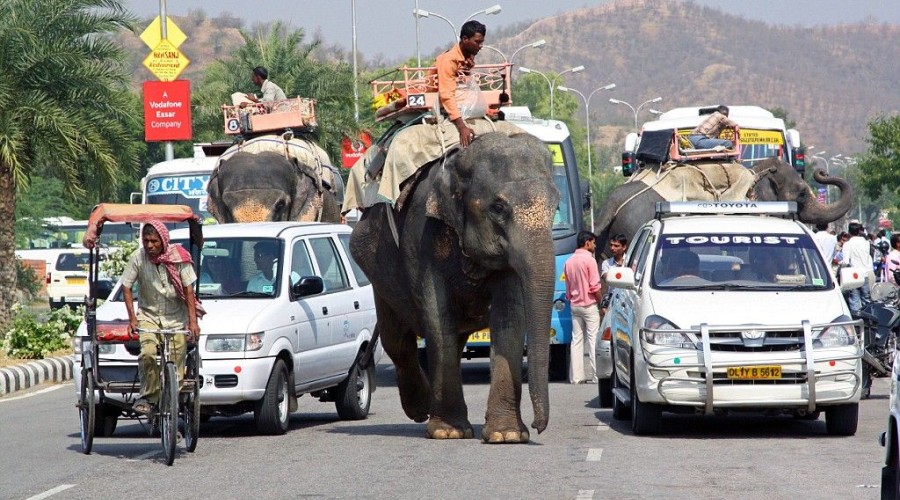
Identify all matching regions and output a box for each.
[79,369,96,454]
[183,350,201,452]
[160,363,179,466]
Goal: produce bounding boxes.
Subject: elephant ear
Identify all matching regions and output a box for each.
[206,163,223,222]
[426,148,472,233]
[289,158,321,221]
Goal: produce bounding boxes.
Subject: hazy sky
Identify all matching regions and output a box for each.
[127,1,899,60]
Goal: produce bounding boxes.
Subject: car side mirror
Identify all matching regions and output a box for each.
[96,279,115,300]
[838,267,865,293]
[606,266,637,290]
[292,276,324,298]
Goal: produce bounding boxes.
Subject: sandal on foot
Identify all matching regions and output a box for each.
[133,398,153,415]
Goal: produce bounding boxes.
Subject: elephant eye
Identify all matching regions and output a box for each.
[490,201,506,214]
[274,200,286,212]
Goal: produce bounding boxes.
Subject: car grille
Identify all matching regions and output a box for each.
[214,374,238,388]
[692,371,809,385]
[707,330,804,352]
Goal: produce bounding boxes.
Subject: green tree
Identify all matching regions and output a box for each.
[191,22,365,163]
[0,0,140,326]
[858,115,900,198]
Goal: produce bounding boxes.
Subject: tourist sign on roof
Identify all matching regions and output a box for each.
[139,16,187,50]
[143,39,190,82]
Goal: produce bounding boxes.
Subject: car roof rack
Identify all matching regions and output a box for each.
[655,201,798,220]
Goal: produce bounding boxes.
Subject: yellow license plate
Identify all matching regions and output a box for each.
[67,277,87,285]
[467,329,491,343]
[726,366,782,380]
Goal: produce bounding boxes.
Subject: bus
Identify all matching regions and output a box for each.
[621,105,805,175]
[445,106,587,378]
[138,143,232,225]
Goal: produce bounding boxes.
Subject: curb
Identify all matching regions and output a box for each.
[0,355,75,397]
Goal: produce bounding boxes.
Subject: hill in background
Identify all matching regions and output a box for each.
[120,0,899,154]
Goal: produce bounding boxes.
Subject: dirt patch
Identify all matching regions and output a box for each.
[0,348,73,368]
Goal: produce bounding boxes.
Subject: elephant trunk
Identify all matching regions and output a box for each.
[511,233,555,434]
[799,169,854,224]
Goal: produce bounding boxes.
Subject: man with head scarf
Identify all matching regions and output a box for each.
[122,221,204,415]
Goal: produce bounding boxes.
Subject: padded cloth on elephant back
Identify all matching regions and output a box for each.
[628,161,756,202]
[219,135,336,194]
[342,118,523,213]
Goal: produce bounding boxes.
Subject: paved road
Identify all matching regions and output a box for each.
[0,359,889,500]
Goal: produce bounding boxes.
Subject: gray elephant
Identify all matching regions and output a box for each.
[207,151,342,223]
[350,132,560,443]
[595,158,852,257]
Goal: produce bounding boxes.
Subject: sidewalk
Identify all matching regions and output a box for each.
[0,355,75,396]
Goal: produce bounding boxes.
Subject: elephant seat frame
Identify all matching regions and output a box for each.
[370,63,512,123]
[669,128,742,163]
[221,97,318,137]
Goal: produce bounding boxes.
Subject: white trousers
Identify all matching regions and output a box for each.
[570,304,600,383]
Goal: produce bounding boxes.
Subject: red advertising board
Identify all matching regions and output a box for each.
[143,80,192,142]
[341,131,373,168]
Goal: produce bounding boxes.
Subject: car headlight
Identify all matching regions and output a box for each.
[73,337,115,354]
[814,316,857,348]
[206,333,266,352]
[643,315,696,348]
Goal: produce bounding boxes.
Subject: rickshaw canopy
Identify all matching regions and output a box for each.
[82,203,203,249]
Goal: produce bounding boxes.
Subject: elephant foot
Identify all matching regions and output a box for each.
[426,418,474,440]
[481,420,530,444]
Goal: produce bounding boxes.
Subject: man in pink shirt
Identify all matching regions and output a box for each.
[564,231,603,384]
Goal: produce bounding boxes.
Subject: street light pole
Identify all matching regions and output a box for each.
[609,96,662,129]
[351,0,359,122]
[557,83,616,231]
[414,4,502,46]
[520,65,585,119]
[483,39,546,66]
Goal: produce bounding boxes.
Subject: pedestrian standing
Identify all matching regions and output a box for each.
[812,223,837,269]
[600,234,628,317]
[564,231,603,384]
[844,222,873,316]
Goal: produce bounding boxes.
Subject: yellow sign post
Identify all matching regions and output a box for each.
[139,16,187,50]
[142,39,190,82]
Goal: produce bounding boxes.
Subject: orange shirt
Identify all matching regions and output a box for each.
[432,43,473,122]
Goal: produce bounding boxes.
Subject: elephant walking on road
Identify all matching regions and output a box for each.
[350,132,560,443]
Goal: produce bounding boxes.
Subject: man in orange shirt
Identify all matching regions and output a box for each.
[433,20,486,148]
[564,231,603,384]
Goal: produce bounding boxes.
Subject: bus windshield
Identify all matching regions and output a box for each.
[738,129,786,168]
[546,142,577,239]
[145,173,213,221]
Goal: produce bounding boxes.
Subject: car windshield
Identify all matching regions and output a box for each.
[175,237,283,299]
[650,232,833,291]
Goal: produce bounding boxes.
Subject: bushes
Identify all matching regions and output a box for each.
[101,239,137,279]
[15,258,42,301]
[3,303,83,359]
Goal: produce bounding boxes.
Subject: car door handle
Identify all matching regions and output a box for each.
[322,306,329,315]
[354,301,360,310]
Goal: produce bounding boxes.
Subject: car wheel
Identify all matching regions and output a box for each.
[824,403,858,436]
[598,378,613,409]
[611,363,631,421]
[417,347,429,376]
[93,404,119,437]
[255,359,290,435]
[630,360,662,436]
[335,357,374,420]
[548,344,569,382]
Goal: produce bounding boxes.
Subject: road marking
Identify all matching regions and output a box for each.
[25,484,75,500]
[595,422,609,431]
[586,448,603,461]
[127,450,163,462]
[575,490,594,499]
[0,383,67,403]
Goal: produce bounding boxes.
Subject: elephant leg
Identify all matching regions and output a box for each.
[374,295,430,423]
[423,318,473,439]
[482,274,528,443]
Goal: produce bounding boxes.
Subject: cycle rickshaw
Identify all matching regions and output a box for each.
[78,203,203,465]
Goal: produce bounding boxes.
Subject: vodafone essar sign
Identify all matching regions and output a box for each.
[143,80,192,142]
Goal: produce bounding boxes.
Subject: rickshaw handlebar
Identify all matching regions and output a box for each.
[134,328,191,336]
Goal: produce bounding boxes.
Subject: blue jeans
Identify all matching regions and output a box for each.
[847,279,871,317]
[689,134,733,149]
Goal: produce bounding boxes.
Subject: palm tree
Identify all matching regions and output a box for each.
[0,0,139,325]
[192,22,365,163]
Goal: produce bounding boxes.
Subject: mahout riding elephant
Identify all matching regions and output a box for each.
[350,132,560,443]
[207,150,341,223]
[595,158,852,257]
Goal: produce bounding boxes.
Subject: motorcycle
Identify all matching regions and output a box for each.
[855,282,900,398]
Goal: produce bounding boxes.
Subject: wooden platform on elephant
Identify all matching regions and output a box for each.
[222,97,317,136]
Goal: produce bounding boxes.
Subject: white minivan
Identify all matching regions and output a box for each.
[604,202,865,435]
[74,222,380,435]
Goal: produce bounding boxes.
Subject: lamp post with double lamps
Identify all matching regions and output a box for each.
[812,152,830,203]
[519,65,586,119]
[482,39,546,66]
[413,4,502,64]
[609,97,663,130]
[556,83,617,231]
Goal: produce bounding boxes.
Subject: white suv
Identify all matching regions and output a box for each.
[605,202,865,435]
[74,222,379,435]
